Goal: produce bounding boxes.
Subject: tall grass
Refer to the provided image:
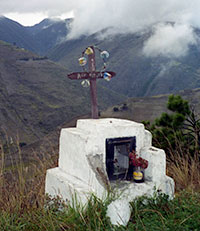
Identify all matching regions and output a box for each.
[0,139,58,213]
[150,127,200,192]
[0,136,200,230]
[167,149,200,192]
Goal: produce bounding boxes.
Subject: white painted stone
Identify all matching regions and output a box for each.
[144,130,152,147]
[140,147,166,184]
[106,199,131,226]
[45,118,175,226]
[106,176,174,226]
[45,167,106,207]
[158,176,175,200]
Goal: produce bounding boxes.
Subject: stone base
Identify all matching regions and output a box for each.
[45,167,107,207]
[110,176,174,201]
[46,167,174,226]
[107,176,174,225]
[46,167,174,203]
[45,118,175,227]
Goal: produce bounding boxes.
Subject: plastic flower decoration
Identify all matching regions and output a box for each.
[103,72,112,81]
[100,50,109,60]
[85,47,94,55]
[81,80,90,87]
[78,57,87,66]
[129,151,148,169]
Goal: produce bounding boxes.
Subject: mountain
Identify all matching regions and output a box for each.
[0,16,38,52]
[26,18,57,35]
[2,16,200,100]
[48,29,200,98]
[0,40,125,147]
[0,16,71,55]
[26,18,72,55]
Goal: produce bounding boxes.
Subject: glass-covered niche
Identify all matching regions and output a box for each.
[106,136,136,181]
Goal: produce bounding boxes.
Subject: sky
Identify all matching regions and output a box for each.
[1,0,200,57]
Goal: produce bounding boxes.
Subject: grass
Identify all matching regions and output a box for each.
[1,139,200,230]
[129,191,200,231]
[167,151,200,192]
[1,189,200,230]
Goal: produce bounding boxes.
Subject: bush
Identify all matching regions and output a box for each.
[121,103,128,111]
[144,94,200,157]
[113,107,119,112]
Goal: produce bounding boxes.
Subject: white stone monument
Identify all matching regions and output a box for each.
[45,118,174,226]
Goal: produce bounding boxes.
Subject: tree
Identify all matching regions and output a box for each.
[144,95,200,157]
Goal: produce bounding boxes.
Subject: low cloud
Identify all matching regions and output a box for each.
[66,0,200,40]
[2,0,200,57]
[2,0,200,35]
[142,23,198,58]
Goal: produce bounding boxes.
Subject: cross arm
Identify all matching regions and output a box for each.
[68,71,116,80]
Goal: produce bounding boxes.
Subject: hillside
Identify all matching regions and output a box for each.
[0,40,125,147]
[19,87,200,170]
[1,16,200,100]
[101,88,200,123]
[48,29,200,98]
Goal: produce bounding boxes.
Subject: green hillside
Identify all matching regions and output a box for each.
[0,40,125,147]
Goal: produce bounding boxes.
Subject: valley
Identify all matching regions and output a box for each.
[0,16,200,165]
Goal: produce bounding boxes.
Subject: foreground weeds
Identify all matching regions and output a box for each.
[0,140,200,230]
[0,139,58,213]
[0,191,200,230]
[167,150,200,192]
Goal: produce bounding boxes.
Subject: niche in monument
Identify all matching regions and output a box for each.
[106,136,136,181]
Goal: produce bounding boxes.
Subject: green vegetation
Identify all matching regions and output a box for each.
[142,94,200,192]
[144,95,200,158]
[0,96,200,230]
[1,176,200,230]
[2,17,200,230]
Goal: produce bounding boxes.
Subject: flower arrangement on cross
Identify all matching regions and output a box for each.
[129,150,148,169]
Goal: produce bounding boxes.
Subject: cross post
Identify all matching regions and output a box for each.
[67,46,116,119]
[88,46,98,118]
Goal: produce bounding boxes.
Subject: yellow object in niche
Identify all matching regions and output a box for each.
[133,171,143,180]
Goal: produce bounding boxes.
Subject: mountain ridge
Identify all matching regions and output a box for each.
[0,16,72,55]
[1,16,200,99]
[48,30,200,98]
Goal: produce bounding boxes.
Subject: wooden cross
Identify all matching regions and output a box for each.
[67,46,116,119]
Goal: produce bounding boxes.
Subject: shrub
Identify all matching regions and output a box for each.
[113,107,119,112]
[144,94,200,158]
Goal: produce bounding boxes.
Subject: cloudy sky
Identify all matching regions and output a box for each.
[1,0,200,57]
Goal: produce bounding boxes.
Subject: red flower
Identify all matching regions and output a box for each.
[129,151,148,169]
